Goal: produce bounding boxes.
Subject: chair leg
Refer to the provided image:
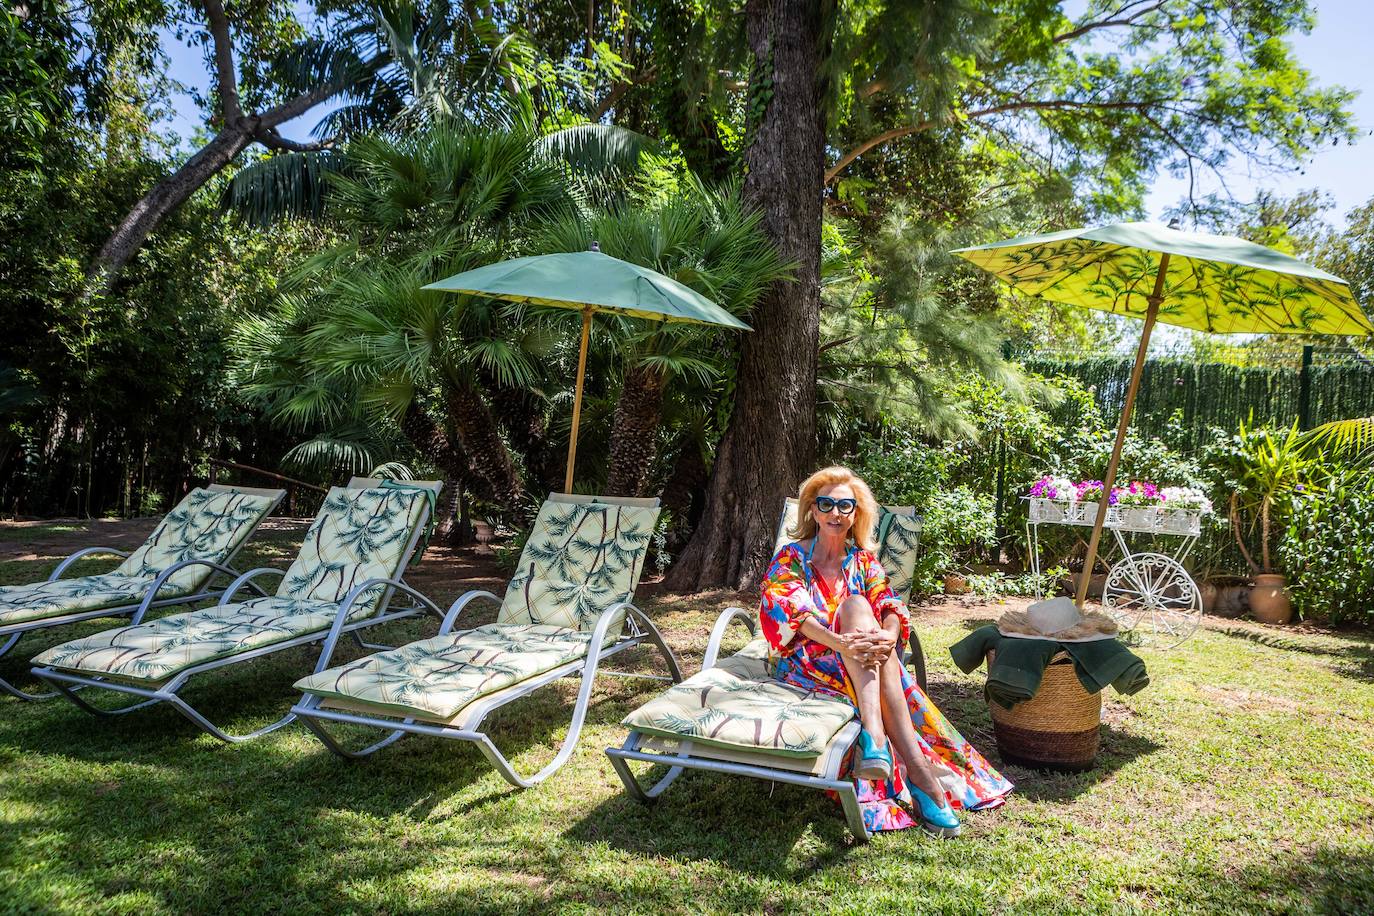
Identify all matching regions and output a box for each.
[626,608,684,684]
[0,633,64,701]
[163,691,298,744]
[908,629,929,693]
[606,737,687,803]
[33,672,161,716]
[294,696,412,759]
[836,781,871,844]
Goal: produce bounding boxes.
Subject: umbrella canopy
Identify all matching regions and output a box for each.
[423,250,752,329]
[423,248,751,493]
[954,221,1373,336]
[954,222,1373,610]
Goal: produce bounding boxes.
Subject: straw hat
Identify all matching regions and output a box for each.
[997,597,1118,643]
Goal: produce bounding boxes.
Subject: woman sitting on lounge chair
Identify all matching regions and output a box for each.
[760,466,1013,836]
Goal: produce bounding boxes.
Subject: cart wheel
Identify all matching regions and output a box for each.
[1101,552,1202,649]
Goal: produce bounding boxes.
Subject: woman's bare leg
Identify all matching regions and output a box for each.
[876,650,945,801]
[836,596,886,748]
[837,596,947,802]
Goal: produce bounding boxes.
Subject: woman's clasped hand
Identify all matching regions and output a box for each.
[836,629,897,669]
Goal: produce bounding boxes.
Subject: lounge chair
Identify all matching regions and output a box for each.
[605,500,922,843]
[290,493,682,788]
[0,484,284,701]
[31,478,441,742]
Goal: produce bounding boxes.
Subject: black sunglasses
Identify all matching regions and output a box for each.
[814,496,857,515]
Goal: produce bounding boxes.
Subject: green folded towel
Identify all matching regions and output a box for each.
[949,626,1058,709]
[949,624,1149,709]
[1060,638,1150,696]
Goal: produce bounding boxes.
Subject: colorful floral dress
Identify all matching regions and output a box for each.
[759,541,1013,832]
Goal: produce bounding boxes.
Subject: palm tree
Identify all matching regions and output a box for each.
[235,123,577,524]
[530,179,792,496]
[1301,416,1374,467]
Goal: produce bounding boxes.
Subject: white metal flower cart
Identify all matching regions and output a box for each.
[1026,497,1206,648]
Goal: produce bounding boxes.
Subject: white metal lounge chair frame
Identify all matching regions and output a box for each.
[291,493,684,789]
[607,607,870,840]
[30,478,440,742]
[0,483,286,702]
[606,501,924,843]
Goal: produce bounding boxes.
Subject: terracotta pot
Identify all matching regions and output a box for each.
[943,573,969,595]
[1201,578,1250,618]
[1250,574,1292,625]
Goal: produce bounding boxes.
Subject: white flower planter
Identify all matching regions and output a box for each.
[1158,506,1204,535]
[1028,497,1069,523]
[1118,506,1160,530]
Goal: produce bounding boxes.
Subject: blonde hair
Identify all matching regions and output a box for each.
[789,465,878,551]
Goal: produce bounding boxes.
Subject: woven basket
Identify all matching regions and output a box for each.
[987,650,1101,772]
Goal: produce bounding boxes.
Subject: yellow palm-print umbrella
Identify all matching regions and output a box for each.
[953,221,1374,607]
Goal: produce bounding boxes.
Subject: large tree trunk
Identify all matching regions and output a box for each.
[606,363,667,496]
[445,382,528,515]
[487,382,559,493]
[400,402,471,544]
[85,126,254,295]
[664,0,828,592]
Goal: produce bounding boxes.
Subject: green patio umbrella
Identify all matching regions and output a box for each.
[424,246,751,493]
[953,221,1374,607]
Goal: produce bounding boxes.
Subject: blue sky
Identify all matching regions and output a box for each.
[158,1,1374,227]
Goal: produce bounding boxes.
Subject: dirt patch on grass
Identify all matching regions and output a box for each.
[1197,685,1305,715]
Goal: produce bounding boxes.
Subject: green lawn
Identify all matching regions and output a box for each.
[1,526,1372,914]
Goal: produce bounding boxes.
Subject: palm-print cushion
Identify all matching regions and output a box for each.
[294,623,595,720]
[33,596,340,683]
[496,499,660,633]
[275,486,429,617]
[0,574,156,627]
[774,498,922,602]
[115,488,277,594]
[622,638,855,758]
[874,509,922,602]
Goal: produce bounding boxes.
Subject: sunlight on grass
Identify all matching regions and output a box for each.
[0,529,1372,914]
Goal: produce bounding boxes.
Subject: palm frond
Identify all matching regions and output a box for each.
[220,150,347,226]
[536,123,660,176]
[1301,416,1374,466]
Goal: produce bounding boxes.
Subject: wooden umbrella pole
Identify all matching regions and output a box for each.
[1075,254,1171,608]
[564,308,595,494]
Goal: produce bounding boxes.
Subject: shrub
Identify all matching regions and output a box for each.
[913,487,997,594]
[848,437,997,594]
[1277,468,1374,624]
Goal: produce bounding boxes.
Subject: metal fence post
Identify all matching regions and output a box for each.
[1298,344,1314,430]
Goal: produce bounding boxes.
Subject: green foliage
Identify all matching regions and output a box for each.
[965,567,1065,599]
[847,437,996,594]
[0,12,320,514]
[1205,420,1316,575]
[1278,468,1374,624]
[1024,355,1374,454]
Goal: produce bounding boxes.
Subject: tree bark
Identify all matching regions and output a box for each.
[606,363,667,496]
[664,0,828,592]
[86,127,254,292]
[400,402,469,544]
[445,382,528,515]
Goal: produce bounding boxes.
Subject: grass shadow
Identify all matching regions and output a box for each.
[565,767,855,878]
[1183,844,1374,914]
[1210,623,1374,684]
[998,721,1163,802]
